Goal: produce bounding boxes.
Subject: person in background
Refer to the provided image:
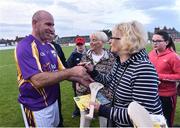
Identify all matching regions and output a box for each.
[149,30,180,127]
[77,31,115,127]
[51,35,68,127]
[14,10,92,127]
[52,35,68,68]
[67,36,87,118]
[83,21,163,127]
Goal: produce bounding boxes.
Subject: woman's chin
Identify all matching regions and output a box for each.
[111,48,116,53]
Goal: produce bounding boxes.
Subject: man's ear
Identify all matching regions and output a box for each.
[32,20,37,27]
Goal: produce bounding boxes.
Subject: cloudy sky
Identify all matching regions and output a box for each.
[0,0,180,39]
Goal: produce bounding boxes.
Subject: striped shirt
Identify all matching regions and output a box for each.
[91,49,163,127]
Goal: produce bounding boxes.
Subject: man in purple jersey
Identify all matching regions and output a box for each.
[14,10,92,127]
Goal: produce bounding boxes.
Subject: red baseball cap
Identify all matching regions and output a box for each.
[75,37,85,45]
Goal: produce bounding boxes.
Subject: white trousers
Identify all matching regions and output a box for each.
[21,100,59,127]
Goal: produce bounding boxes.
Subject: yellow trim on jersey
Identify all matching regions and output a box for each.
[31,41,43,72]
[14,48,22,85]
[57,57,65,71]
[33,87,48,106]
[34,87,41,95]
[39,88,48,106]
[14,42,42,87]
[14,48,30,87]
[41,88,48,106]
[31,111,37,127]
[18,79,31,87]
[24,107,37,127]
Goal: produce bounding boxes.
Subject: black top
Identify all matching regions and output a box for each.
[52,42,68,68]
[67,51,84,68]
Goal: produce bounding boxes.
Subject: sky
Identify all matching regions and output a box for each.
[0,0,180,39]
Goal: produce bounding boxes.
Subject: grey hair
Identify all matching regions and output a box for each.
[91,31,108,43]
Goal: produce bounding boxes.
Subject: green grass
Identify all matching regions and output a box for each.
[0,43,180,127]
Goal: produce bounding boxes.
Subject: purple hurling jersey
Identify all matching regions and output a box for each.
[14,35,64,111]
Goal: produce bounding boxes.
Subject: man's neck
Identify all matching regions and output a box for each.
[32,32,45,44]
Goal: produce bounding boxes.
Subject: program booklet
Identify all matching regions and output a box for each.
[73,92,111,111]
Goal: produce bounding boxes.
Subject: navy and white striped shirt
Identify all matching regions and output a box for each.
[91,49,163,127]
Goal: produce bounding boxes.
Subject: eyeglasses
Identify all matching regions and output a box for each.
[110,37,121,40]
[151,40,165,44]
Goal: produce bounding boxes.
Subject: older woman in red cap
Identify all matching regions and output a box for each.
[67,36,87,118]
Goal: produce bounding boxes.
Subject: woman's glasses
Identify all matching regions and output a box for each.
[110,37,121,40]
[151,40,165,44]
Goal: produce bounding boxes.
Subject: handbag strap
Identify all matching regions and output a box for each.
[111,64,129,106]
[110,63,129,127]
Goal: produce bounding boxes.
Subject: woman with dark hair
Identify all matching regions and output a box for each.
[149,30,180,127]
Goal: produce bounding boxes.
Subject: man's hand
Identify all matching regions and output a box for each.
[30,65,93,88]
[70,65,88,76]
[70,76,93,86]
[78,62,94,72]
[79,77,93,86]
[69,66,94,86]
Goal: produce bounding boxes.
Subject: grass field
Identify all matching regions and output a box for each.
[0,43,180,127]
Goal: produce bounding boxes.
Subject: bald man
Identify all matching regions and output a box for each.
[14,10,92,127]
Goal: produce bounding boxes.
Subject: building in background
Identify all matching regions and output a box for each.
[154,26,180,42]
[1,27,180,46]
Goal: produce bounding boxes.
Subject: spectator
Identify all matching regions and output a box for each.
[51,35,68,127]
[14,10,92,127]
[52,35,68,68]
[67,36,87,118]
[77,31,115,127]
[83,21,163,127]
[149,30,180,127]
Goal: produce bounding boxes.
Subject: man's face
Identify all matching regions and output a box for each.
[34,14,55,43]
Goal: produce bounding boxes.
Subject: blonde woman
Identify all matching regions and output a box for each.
[84,21,163,127]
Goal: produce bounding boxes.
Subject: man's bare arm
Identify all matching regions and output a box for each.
[30,66,90,88]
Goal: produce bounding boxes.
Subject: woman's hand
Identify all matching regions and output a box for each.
[78,62,94,72]
[89,101,100,112]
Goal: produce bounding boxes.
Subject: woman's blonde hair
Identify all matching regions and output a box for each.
[113,20,147,55]
[90,31,108,43]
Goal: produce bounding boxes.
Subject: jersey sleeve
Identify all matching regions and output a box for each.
[15,42,42,80]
